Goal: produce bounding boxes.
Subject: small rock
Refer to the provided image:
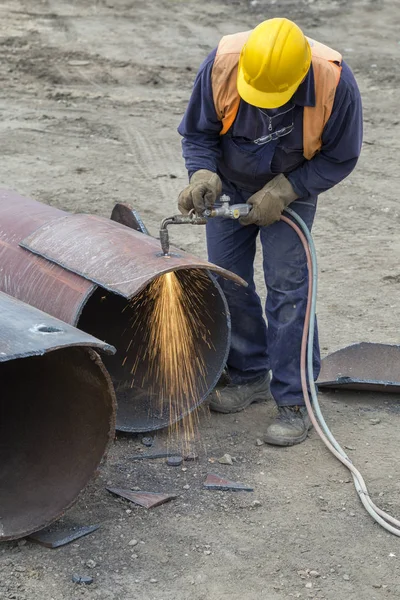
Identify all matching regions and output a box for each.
[185,452,199,461]
[167,455,183,467]
[204,550,212,555]
[256,439,264,446]
[309,570,320,578]
[126,509,132,514]
[86,560,96,569]
[252,500,262,507]
[183,484,190,490]
[142,436,153,447]
[17,540,27,547]
[344,446,356,451]
[305,582,313,589]
[131,553,138,559]
[150,578,158,583]
[343,574,350,581]
[297,570,308,578]
[72,574,93,585]
[372,584,382,589]
[68,60,90,67]
[370,418,381,425]
[128,539,138,547]
[349,512,356,517]
[218,453,233,465]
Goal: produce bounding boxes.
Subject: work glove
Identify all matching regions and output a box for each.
[239,174,298,227]
[178,169,222,216]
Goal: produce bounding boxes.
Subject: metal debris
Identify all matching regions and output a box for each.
[107,488,177,509]
[203,474,254,492]
[28,524,99,548]
[166,456,183,467]
[72,574,94,585]
[131,451,178,461]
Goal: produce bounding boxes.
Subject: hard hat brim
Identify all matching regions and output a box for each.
[237,64,301,109]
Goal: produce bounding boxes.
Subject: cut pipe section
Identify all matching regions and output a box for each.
[0,292,116,541]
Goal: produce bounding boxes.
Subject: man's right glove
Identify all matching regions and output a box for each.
[178,169,222,216]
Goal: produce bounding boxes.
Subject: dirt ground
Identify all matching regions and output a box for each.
[1,0,400,598]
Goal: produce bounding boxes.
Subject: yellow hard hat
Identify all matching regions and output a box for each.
[237,18,311,109]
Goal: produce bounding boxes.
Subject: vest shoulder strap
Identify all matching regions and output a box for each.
[303,44,342,159]
[211,31,250,134]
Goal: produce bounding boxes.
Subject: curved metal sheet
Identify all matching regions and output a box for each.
[0,190,95,325]
[317,342,400,393]
[20,213,246,298]
[0,291,115,361]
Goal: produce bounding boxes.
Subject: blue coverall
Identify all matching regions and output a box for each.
[178,47,363,406]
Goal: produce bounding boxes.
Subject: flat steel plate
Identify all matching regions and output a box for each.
[317,342,400,393]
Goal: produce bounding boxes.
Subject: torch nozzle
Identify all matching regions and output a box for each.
[159,213,207,256]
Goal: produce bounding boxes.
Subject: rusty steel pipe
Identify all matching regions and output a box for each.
[0,292,116,541]
[0,190,242,432]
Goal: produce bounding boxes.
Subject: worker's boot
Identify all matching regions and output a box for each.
[209,371,272,414]
[264,406,311,446]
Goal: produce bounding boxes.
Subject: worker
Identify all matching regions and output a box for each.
[177,18,362,446]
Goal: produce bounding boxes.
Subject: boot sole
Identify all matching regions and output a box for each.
[263,428,310,447]
[209,391,271,414]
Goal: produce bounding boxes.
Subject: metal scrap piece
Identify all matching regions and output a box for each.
[28,524,99,548]
[317,342,400,392]
[131,452,175,460]
[107,488,177,508]
[110,202,149,235]
[204,474,254,492]
[72,574,94,585]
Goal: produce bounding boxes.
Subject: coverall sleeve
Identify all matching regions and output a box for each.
[287,61,363,198]
[178,48,222,178]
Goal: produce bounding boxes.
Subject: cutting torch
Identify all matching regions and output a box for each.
[159,194,250,256]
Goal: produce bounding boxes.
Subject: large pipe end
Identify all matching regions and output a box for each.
[0,347,115,541]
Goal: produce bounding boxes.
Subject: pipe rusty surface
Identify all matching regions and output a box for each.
[0,292,116,541]
[0,190,95,324]
[318,342,400,393]
[0,190,237,432]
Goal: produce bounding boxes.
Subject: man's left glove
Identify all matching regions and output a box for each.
[239,174,298,227]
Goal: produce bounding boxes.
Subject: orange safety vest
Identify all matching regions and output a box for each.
[211,31,342,160]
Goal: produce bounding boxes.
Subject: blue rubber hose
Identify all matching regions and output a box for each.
[283,207,400,536]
